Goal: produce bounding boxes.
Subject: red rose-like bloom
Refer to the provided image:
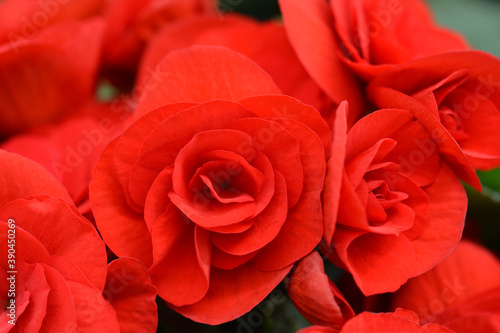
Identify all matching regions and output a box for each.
[138,13,333,124]
[90,46,331,324]
[0,150,157,332]
[391,241,500,332]
[0,19,103,138]
[279,0,467,83]
[368,51,500,170]
[297,309,453,333]
[322,103,469,295]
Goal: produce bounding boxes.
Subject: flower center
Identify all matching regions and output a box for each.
[366,178,409,225]
[188,160,257,205]
[438,106,469,142]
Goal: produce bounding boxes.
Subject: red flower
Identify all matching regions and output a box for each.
[0,19,103,138]
[0,150,157,332]
[90,46,331,324]
[279,0,467,82]
[368,51,500,170]
[297,309,452,333]
[391,240,500,332]
[322,102,469,295]
[138,13,333,125]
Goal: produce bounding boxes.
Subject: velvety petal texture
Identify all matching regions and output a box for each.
[0,150,71,207]
[340,309,454,333]
[134,45,281,117]
[138,13,333,122]
[278,0,366,125]
[391,240,500,332]
[322,103,467,295]
[103,258,158,333]
[0,19,104,137]
[280,0,467,82]
[1,102,130,214]
[90,46,330,324]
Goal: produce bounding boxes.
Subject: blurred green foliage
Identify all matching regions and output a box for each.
[427,0,500,58]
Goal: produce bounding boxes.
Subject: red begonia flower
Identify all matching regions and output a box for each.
[279,0,467,82]
[368,51,500,171]
[0,149,72,208]
[391,240,500,332]
[90,46,331,324]
[0,19,104,138]
[322,103,468,295]
[0,150,157,332]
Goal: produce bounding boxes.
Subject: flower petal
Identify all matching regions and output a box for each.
[148,205,211,306]
[238,94,332,157]
[90,138,153,268]
[392,240,500,322]
[323,102,348,245]
[0,150,71,208]
[0,196,107,290]
[170,263,292,325]
[135,45,280,115]
[278,0,365,125]
[104,258,158,333]
[411,163,467,275]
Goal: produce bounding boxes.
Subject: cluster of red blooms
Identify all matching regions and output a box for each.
[1,0,499,332]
